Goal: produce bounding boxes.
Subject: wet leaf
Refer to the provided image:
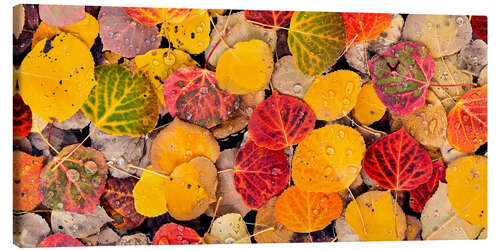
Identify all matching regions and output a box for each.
[98,7,161,58]
[367,14,404,55]
[116,233,148,245]
[270,55,315,98]
[161,9,211,54]
[447,155,487,228]
[13,94,32,139]
[101,177,145,230]
[150,118,220,174]
[335,216,361,242]
[14,213,50,248]
[342,13,392,43]
[288,11,346,76]
[471,16,487,43]
[275,186,342,233]
[13,151,43,211]
[51,206,113,238]
[363,128,433,190]
[368,41,434,115]
[409,160,446,212]
[123,7,190,25]
[133,166,168,217]
[353,82,386,126]
[447,85,487,153]
[19,33,97,123]
[164,67,239,128]
[206,213,251,244]
[254,197,294,243]
[345,190,406,241]
[234,140,289,208]
[14,4,39,55]
[292,124,365,193]
[244,10,294,29]
[38,234,84,247]
[152,223,202,245]
[39,5,85,27]
[402,15,472,58]
[304,70,362,121]
[39,144,108,213]
[248,92,316,150]
[82,64,159,137]
[216,39,274,95]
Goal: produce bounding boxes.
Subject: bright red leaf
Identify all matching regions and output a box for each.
[471,15,487,43]
[13,94,32,139]
[38,234,84,247]
[164,67,239,128]
[234,140,289,209]
[342,13,392,43]
[101,177,145,230]
[447,85,487,153]
[122,7,190,26]
[13,151,43,211]
[368,42,435,115]
[152,223,202,245]
[409,160,446,212]
[244,10,294,29]
[363,128,433,190]
[248,92,316,150]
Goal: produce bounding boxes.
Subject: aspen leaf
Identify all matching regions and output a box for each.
[345,190,406,241]
[123,8,191,25]
[38,234,84,247]
[292,124,365,193]
[82,64,159,137]
[275,186,342,233]
[304,70,362,121]
[409,160,446,213]
[150,118,220,174]
[133,166,168,217]
[13,5,25,39]
[152,223,201,245]
[13,151,44,211]
[447,155,487,228]
[471,16,487,43]
[38,5,85,27]
[206,213,251,244]
[31,112,48,133]
[14,4,39,56]
[353,82,386,126]
[342,13,392,43]
[51,206,113,238]
[254,197,294,243]
[216,40,274,95]
[13,94,32,139]
[19,33,97,123]
[14,213,50,248]
[271,55,315,98]
[244,10,294,29]
[288,11,346,76]
[161,9,211,54]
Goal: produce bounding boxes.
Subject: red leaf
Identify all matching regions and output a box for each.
[234,140,289,209]
[368,41,435,115]
[13,94,32,139]
[471,16,487,43]
[363,128,433,190]
[122,7,190,26]
[164,67,239,128]
[409,160,446,212]
[447,85,487,153]
[244,10,294,29]
[342,13,392,43]
[248,92,316,150]
[152,223,202,245]
[13,151,43,211]
[38,234,84,247]
[101,177,145,230]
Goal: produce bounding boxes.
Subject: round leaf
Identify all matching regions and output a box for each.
[353,82,386,126]
[133,166,168,217]
[39,5,85,27]
[123,7,190,25]
[152,223,201,245]
[161,9,211,54]
[244,10,294,29]
[13,94,32,139]
[254,197,294,243]
[206,213,251,244]
[271,55,315,98]
[38,234,84,247]
[342,13,392,43]
[13,151,43,211]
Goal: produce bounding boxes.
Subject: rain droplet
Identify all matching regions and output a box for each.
[343,99,350,105]
[84,161,98,175]
[346,149,352,156]
[324,167,332,175]
[196,27,203,33]
[200,87,208,94]
[293,84,303,94]
[345,81,353,95]
[456,17,464,26]
[185,150,193,158]
[328,90,335,97]
[271,168,282,176]
[92,176,102,186]
[433,209,440,217]
[312,209,319,215]
[56,202,64,209]
[326,147,335,155]
[338,130,345,138]
[66,169,80,182]
[152,59,160,66]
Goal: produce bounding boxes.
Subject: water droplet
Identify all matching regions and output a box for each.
[324,167,332,175]
[108,31,114,37]
[326,147,335,155]
[130,22,136,27]
[293,84,303,93]
[185,150,193,157]
[152,59,160,66]
[92,176,102,186]
[197,42,204,47]
[456,17,464,26]
[343,98,350,105]
[338,130,345,138]
[433,209,440,217]
[348,166,357,174]
[328,90,335,97]
[56,202,64,209]
[346,149,352,156]
[312,209,319,215]
[200,87,208,94]
[84,161,98,175]
[186,113,192,120]
[271,168,282,176]
[322,100,329,106]
[345,81,354,95]
[113,33,120,39]
[66,169,80,182]
[196,27,203,33]
[124,38,129,44]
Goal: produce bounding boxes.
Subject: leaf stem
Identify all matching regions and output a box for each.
[106,162,140,180]
[201,196,223,243]
[429,83,477,88]
[37,131,60,155]
[347,187,367,236]
[217,169,234,174]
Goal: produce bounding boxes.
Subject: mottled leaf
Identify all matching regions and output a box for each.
[206,213,251,244]
[161,9,211,54]
[39,5,85,27]
[342,13,392,43]
[38,234,84,247]
[13,151,43,211]
[51,206,113,238]
[152,223,201,245]
[244,10,294,29]
[13,94,32,139]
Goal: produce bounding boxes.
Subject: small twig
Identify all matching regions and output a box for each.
[235,227,275,243]
[347,187,367,236]
[126,164,169,179]
[37,131,59,154]
[217,169,234,174]
[106,163,140,180]
[201,196,223,243]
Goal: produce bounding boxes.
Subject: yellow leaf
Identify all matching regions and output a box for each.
[304,70,362,121]
[254,197,294,243]
[161,9,211,54]
[150,118,220,174]
[208,9,225,17]
[447,155,487,228]
[164,157,217,221]
[32,13,99,48]
[30,113,48,133]
[353,82,386,125]
[133,166,168,217]
[19,33,97,123]
[205,213,251,244]
[345,190,406,241]
[216,40,274,95]
[135,49,199,106]
[292,124,365,193]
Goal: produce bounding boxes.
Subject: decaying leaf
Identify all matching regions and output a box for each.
[457,39,487,76]
[292,124,366,193]
[335,216,361,242]
[161,9,211,54]
[152,223,201,245]
[97,227,121,245]
[405,215,422,240]
[206,213,251,244]
[254,197,294,243]
[51,206,113,238]
[345,190,406,241]
[270,55,315,98]
[116,233,148,245]
[210,110,249,139]
[39,5,85,27]
[275,186,342,233]
[13,151,44,211]
[353,82,386,126]
[14,213,51,248]
[368,14,404,55]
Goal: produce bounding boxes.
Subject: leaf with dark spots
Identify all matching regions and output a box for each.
[368,41,435,115]
[39,144,108,213]
[13,151,43,211]
[233,140,289,209]
[248,92,316,150]
[42,34,56,53]
[363,128,433,190]
[164,67,238,128]
[13,94,32,139]
[244,10,294,29]
[409,160,446,212]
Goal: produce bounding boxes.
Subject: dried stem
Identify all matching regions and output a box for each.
[347,187,367,236]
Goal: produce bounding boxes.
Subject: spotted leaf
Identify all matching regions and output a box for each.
[244,10,294,29]
[342,13,392,43]
[152,223,201,245]
[13,151,43,211]
[161,9,211,54]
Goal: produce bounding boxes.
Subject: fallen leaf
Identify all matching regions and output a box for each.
[471,16,487,43]
[335,216,361,242]
[270,55,315,98]
[38,5,85,27]
[13,94,32,139]
[210,110,249,139]
[13,213,51,248]
[51,206,113,238]
[367,14,404,55]
[116,233,148,245]
[13,151,44,211]
[152,223,202,245]
[405,215,422,240]
[161,9,211,54]
[13,5,25,39]
[14,4,39,55]
[478,66,487,86]
[342,13,392,43]
[31,112,48,133]
[123,7,190,25]
[353,82,386,126]
[244,10,294,29]
[38,234,84,247]
[254,197,294,243]
[409,160,446,212]
[205,213,251,243]
[132,166,168,217]
[457,39,488,76]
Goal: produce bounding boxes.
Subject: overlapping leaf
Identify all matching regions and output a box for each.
[353,82,386,126]
[254,197,294,243]
[38,234,84,247]
[13,94,32,139]
[205,213,251,244]
[248,92,316,150]
[270,55,315,98]
[471,16,487,43]
[153,223,201,245]
[132,166,168,217]
[38,5,85,27]
[82,64,159,137]
[368,41,435,115]
[244,10,294,29]
[342,13,392,43]
[123,7,191,25]
[161,9,211,54]
[233,140,289,209]
[409,160,446,212]
[13,151,43,211]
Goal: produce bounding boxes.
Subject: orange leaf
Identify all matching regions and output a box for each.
[13,151,44,211]
[342,13,392,43]
[123,7,190,26]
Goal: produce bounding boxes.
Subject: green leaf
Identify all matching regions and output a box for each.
[288,12,346,76]
[82,64,159,137]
